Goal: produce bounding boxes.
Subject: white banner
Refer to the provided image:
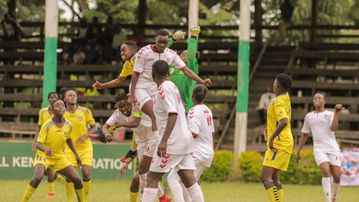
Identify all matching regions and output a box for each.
[340,148,359,186]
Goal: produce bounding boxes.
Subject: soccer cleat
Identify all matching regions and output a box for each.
[47,193,55,199]
[159,194,171,202]
[120,150,137,164]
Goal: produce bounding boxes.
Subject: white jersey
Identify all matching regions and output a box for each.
[301,110,340,153]
[187,104,215,167]
[154,80,194,154]
[105,102,151,143]
[134,44,186,89]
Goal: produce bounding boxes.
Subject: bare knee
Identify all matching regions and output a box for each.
[146,172,161,188]
[82,167,91,180]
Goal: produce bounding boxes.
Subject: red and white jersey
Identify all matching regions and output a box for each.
[301,110,340,153]
[105,102,151,142]
[134,44,186,89]
[187,104,215,167]
[154,80,194,154]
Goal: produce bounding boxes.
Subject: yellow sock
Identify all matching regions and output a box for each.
[48,182,55,194]
[55,175,66,185]
[66,182,75,202]
[83,180,91,202]
[266,185,280,202]
[130,135,137,151]
[20,184,36,202]
[277,185,283,202]
[130,191,138,202]
[75,188,85,202]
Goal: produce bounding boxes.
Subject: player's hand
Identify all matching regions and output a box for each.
[31,141,37,151]
[105,134,113,143]
[92,80,103,90]
[76,134,87,144]
[172,30,186,41]
[45,149,53,157]
[335,104,344,112]
[202,78,212,87]
[268,138,278,153]
[190,26,201,38]
[119,163,129,175]
[157,140,167,157]
[296,151,301,163]
[127,94,136,104]
[76,156,82,167]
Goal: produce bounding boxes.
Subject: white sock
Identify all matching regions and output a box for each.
[322,177,331,202]
[181,182,192,202]
[157,182,164,197]
[139,174,147,193]
[187,183,204,202]
[332,183,340,199]
[167,170,185,202]
[142,188,158,202]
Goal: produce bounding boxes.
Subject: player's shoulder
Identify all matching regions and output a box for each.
[42,119,54,130]
[78,106,91,115]
[137,45,151,58]
[64,118,73,128]
[164,47,177,55]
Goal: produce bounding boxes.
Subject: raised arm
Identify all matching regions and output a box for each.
[330,104,343,131]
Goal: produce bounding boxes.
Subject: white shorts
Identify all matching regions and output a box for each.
[134,87,157,109]
[194,157,209,181]
[150,153,196,173]
[135,125,160,161]
[314,151,341,167]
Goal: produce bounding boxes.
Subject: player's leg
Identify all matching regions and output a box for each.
[272,169,283,202]
[315,151,332,202]
[141,99,158,132]
[58,165,84,202]
[167,169,185,202]
[329,153,341,202]
[81,165,92,202]
[260,166,280,202]
[47,168,56,198]
[319,162,332,202]
[53,171,66,185]
[20,164,46,202]
[142,172,164,202]
[130,174,140,202]
[176,155,204,202]
[177,169,204,202]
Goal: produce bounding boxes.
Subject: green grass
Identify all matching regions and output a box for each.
[7,180,359,202]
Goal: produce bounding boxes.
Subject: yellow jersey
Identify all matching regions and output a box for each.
[64,106,95,149]
[37,119,73,159]
[119,53,137,78]
[38,107,52,126]
[266,92,293,153]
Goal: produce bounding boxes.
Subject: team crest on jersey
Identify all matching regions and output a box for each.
[77,116,83,122]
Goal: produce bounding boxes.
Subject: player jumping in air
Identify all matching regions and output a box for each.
[297,92,343,202]
[260,73,293,202]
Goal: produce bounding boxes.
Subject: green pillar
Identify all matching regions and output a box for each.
[42,0,58,107]
[234,0,251,162]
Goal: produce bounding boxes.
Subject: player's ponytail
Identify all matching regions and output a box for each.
[192,84,208,103]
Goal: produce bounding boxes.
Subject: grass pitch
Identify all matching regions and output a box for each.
[5,180,359,202]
